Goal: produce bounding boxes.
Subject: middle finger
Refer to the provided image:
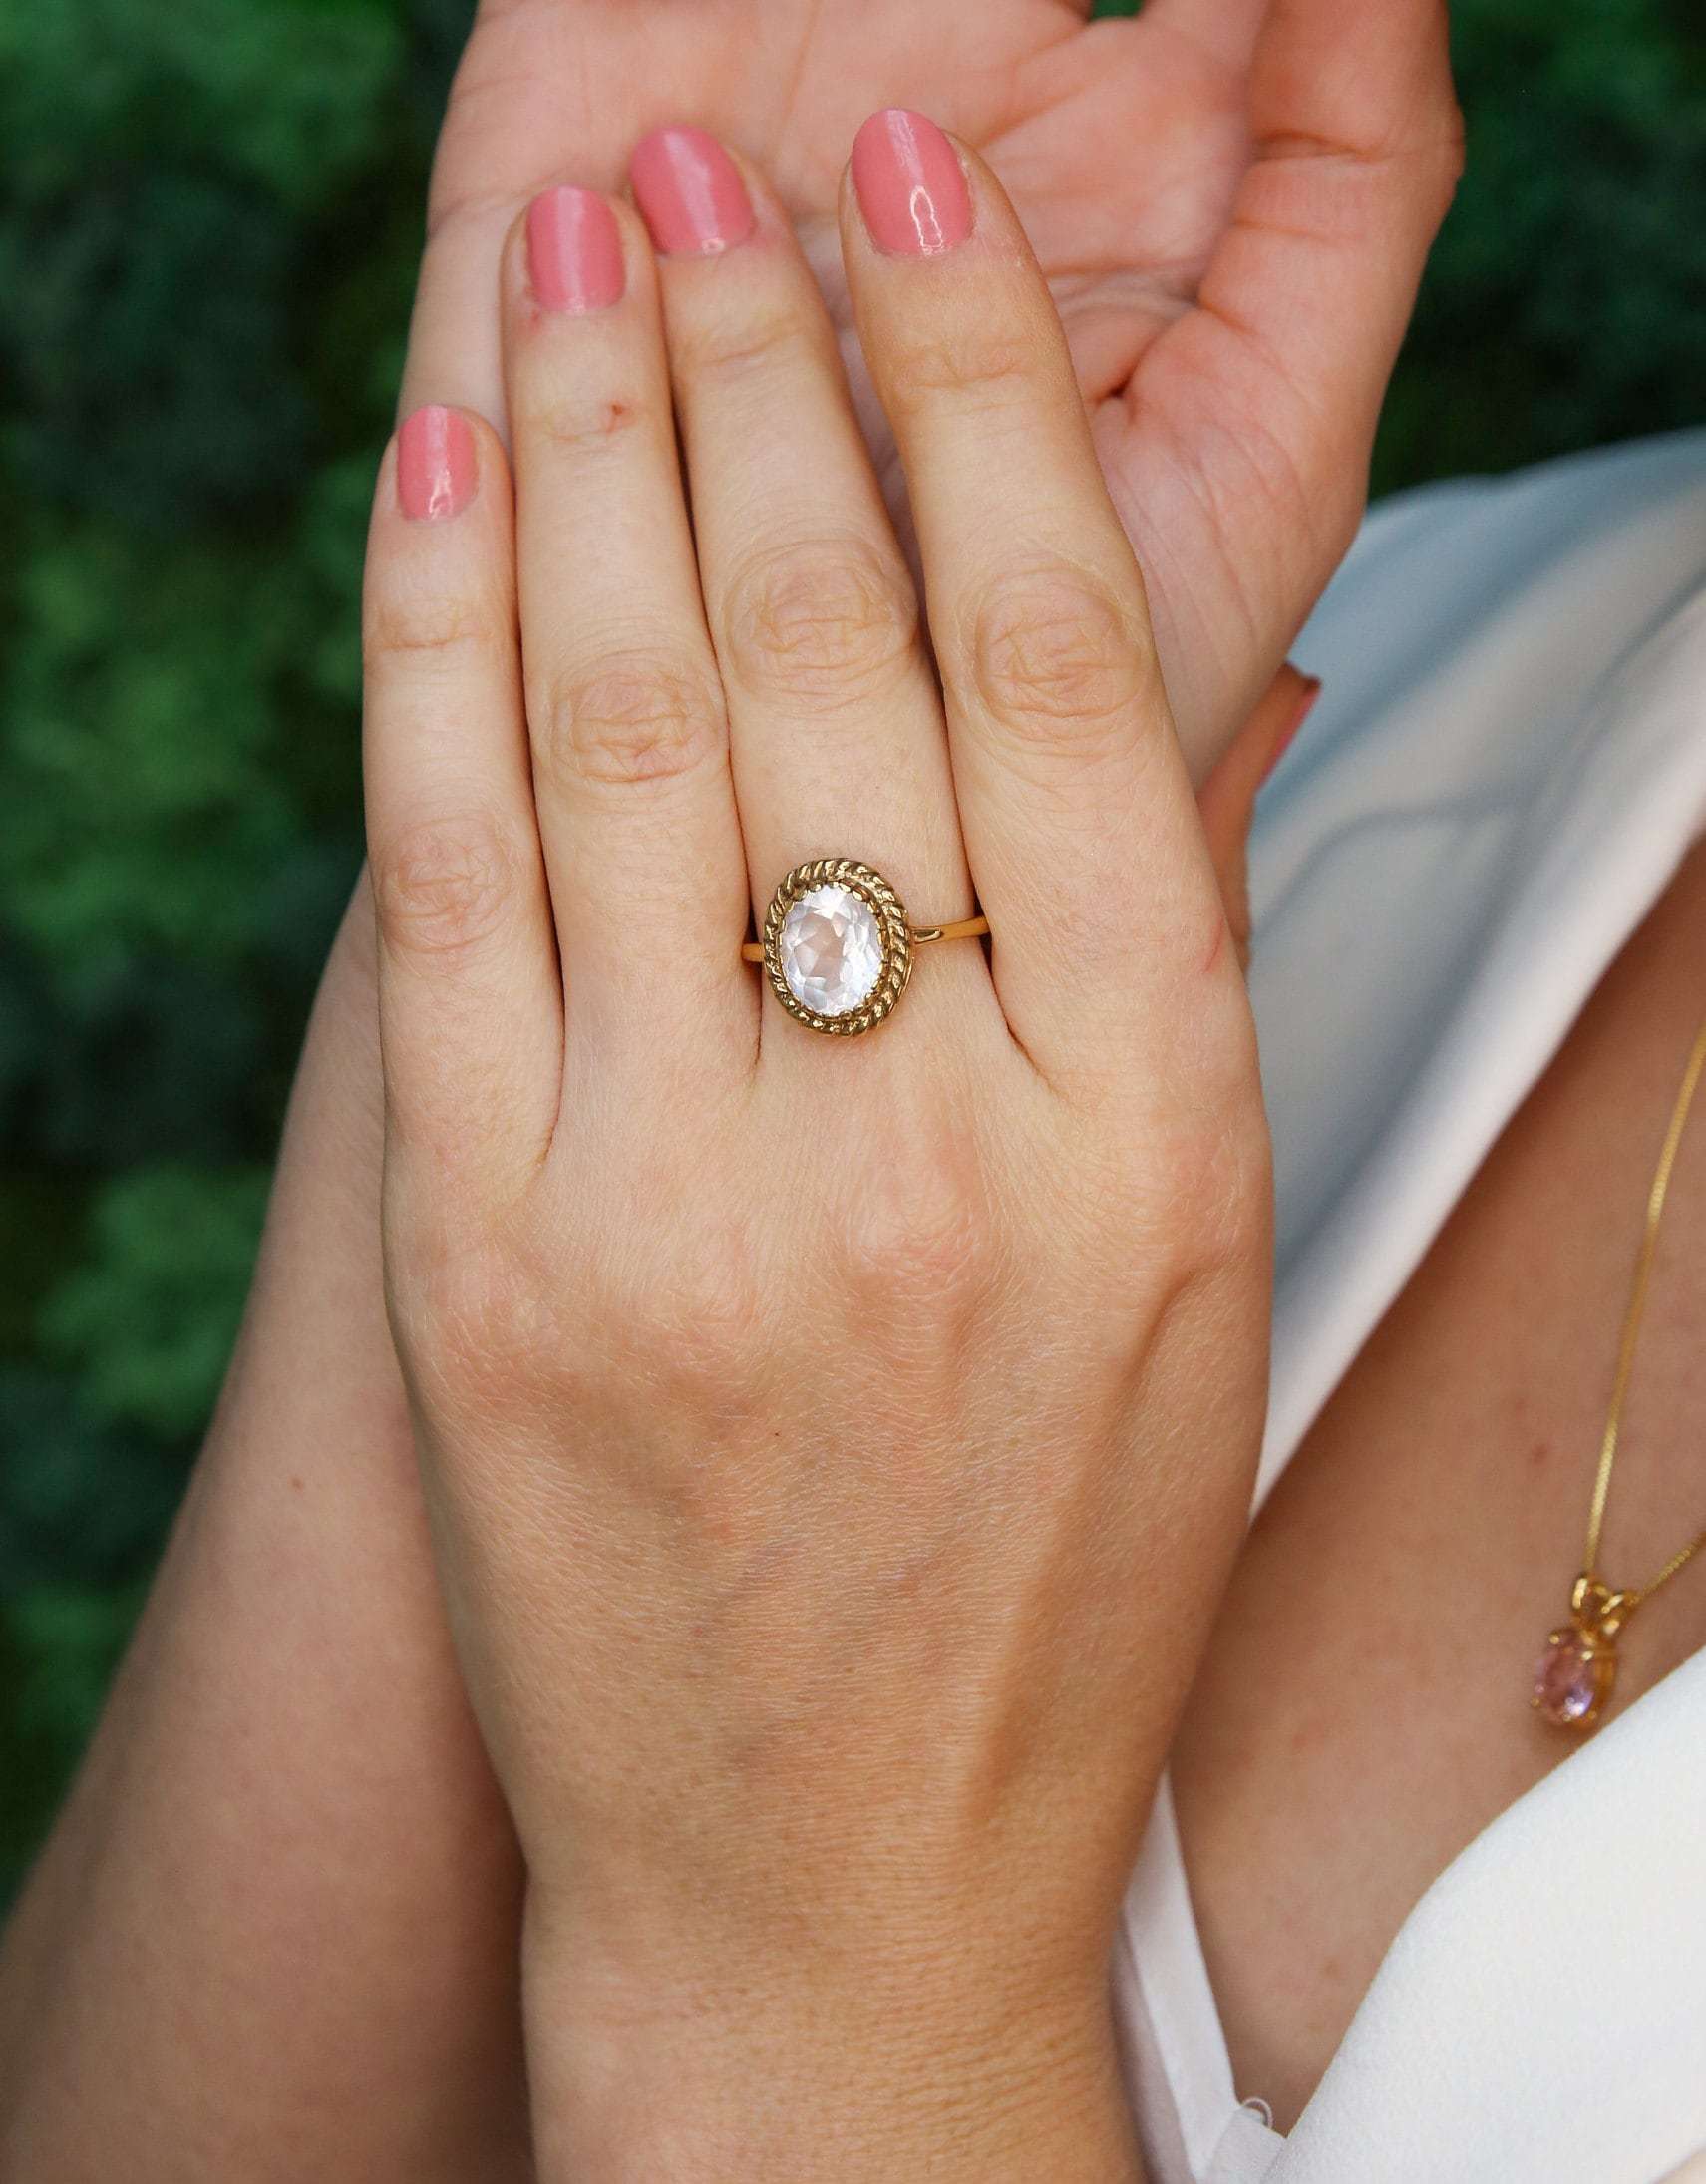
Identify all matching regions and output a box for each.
[630,130,987,1036]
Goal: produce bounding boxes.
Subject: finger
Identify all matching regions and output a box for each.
[1136,0,1271,67]
[400,204,510,427]
[501,186,752,1077]
[632,128,990,1041]
[363,406,561,1183]
[842,112,1237,1081]
[398,19,634,427]
[1131,0,1462,547]
[1223,0,1461,425]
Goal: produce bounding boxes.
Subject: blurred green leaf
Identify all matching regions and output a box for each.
[0,0,402,210]
[39,1163,270,1441]
[1374,0,1706,489]
[0,521,303,971]
[0,1370,184,1595]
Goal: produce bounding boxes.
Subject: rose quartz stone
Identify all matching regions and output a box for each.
[1534,1629,1603,1726]
[779,886,883,1017]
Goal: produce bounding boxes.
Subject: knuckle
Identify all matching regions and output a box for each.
[847,1195,992,1309]
[839,1117,1000,1329]
[372,811,516,959]
[526,389,649,461]
[679,300,823,384]
[649,1275,764,1404]
[721,536,917,703]
[536,651,726,791]
[888,329,1035,422]
[364,586,496,676]
[963,562,1149,748]
[591,1215,767,1410]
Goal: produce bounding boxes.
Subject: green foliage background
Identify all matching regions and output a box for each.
[2,0,1704,1902]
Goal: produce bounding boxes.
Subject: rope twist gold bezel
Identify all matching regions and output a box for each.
[760,859,913,1037]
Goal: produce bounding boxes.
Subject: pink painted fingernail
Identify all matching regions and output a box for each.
[630,128,754,255]
[397,405,477,522]
[1262,677,1322,784]
[852,109,972,257]
[526,186,625,313]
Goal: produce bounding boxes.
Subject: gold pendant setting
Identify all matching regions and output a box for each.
[1532,1577,1634,1732]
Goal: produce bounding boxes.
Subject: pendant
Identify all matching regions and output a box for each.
[1532,1576,1635,1732]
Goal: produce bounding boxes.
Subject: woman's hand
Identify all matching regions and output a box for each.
[415,0,1461,774]
[367,118,1272,2177]
[2,19,1321,2168]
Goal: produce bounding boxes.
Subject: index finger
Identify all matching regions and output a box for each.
[841,112,1244,1092]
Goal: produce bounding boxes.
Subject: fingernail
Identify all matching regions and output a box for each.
[397,405,477,522]
[1263,677,1322,784]
[852,109,972,257]
[630,128,754,255]
[526,186,625,313]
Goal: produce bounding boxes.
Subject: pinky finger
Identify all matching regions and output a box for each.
[363,405,559,1194]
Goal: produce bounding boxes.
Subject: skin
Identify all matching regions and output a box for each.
[0,3,1459,2174]
[412,0,1461,775]
[1173,836,1706,2130]
[367,133,1273,2179]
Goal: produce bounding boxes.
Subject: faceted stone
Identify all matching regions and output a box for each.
[1533,1626,1607,1727]
[779,884,883,1017]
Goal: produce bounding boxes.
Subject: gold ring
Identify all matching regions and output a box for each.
[740,858,989,1037]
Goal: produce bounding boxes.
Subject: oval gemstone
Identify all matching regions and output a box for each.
[779,884,884,1017]
[1533,1627,1606,1727]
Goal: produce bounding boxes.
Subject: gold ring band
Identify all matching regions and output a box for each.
[741,859,988,1037]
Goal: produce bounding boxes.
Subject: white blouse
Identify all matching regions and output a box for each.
[1111,430,1706,2184]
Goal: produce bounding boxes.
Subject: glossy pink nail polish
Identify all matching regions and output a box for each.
[630,128,754,255]
[1263,678,1322,784]
[851,108,972,257]
[526,186,625,312]
[397,405,477,522]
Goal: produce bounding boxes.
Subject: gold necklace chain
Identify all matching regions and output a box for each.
[1533,1011,1706,1731]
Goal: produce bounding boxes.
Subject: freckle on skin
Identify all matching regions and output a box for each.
[1528,1439,1550,1470]
[289,1475,305,1492]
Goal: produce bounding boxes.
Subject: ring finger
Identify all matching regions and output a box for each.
[842,112,1239,1088]
[630,130,989,1044]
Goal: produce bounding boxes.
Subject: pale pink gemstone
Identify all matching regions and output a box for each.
[778,885,883,1017]
[1534,1628,1601,1726]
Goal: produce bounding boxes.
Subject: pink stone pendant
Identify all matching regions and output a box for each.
[1532,1621,1617,1731]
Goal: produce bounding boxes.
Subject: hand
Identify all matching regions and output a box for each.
[414,0,1460,773]
[365,118,1272,2176]
[2,3,1392,2161]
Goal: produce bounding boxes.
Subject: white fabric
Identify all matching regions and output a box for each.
[1113,431,1706,2184]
